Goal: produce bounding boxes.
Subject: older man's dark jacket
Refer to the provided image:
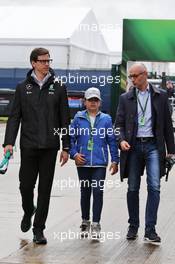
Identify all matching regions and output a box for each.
[115,84,175,182]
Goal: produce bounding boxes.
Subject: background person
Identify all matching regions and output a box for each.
[166,80,175,116]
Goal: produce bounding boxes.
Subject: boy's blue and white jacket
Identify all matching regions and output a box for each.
[70,110,119,167]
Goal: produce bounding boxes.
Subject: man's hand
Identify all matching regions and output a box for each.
[109,163,118,175]
[74,153,86,166]
[120,140,131,151]
[4,145,13,155]
[59,151,69,167]
[166,154,175,158]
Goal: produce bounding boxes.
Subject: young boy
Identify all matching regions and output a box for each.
[70,87,119,239]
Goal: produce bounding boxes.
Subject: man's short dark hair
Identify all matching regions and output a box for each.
[30,47,50,63]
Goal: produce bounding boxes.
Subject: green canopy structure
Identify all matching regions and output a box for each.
[123,19,175,63]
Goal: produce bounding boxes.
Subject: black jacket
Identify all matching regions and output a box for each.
[3,69,70,150]
[115,84,175,181]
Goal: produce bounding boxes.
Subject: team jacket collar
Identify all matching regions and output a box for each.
[26,68,55,86]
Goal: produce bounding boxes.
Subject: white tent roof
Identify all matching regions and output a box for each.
[0,6,109,52]
[0,6,110,68]
[0,6,91,39]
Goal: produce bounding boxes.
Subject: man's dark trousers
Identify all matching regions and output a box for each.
[19,148,58,231]
[127,139,160,231]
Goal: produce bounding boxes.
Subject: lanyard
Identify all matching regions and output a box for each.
[86,112,96,150]
[136,90,149,117]
[86,112,95,140]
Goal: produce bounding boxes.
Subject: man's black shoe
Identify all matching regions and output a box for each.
[144,229,161,243]
[20,206,36,233]
[33,230,47,245]
[126,226,138,240]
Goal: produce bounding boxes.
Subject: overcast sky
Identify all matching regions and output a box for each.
[1,0,175,24]
[0,0,175,51]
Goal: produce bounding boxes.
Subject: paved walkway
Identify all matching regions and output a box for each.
[0,123,175,264]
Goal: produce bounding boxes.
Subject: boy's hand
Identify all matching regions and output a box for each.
[74,153,86,165]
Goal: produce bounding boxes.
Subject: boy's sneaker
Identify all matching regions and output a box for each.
[91,222,101,239]
[144,228,161,243]
[126,225,138,240]
[80,220,90,238]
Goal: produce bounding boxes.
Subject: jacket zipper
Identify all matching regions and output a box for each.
[90,149,93,166]
[79,146,82,153]
[102,147,106,162]
[85,112,100,166]
[87,115,93,166]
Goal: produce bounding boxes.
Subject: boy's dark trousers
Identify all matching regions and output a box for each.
[77,167,106,223]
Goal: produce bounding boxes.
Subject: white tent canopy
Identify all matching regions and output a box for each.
[0,6,110,69]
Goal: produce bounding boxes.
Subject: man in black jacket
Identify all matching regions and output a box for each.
[3,47,70,244]
[115,63,175,243]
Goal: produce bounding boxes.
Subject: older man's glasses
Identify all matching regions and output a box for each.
[36,59,53,65]
[128,71,145,79]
